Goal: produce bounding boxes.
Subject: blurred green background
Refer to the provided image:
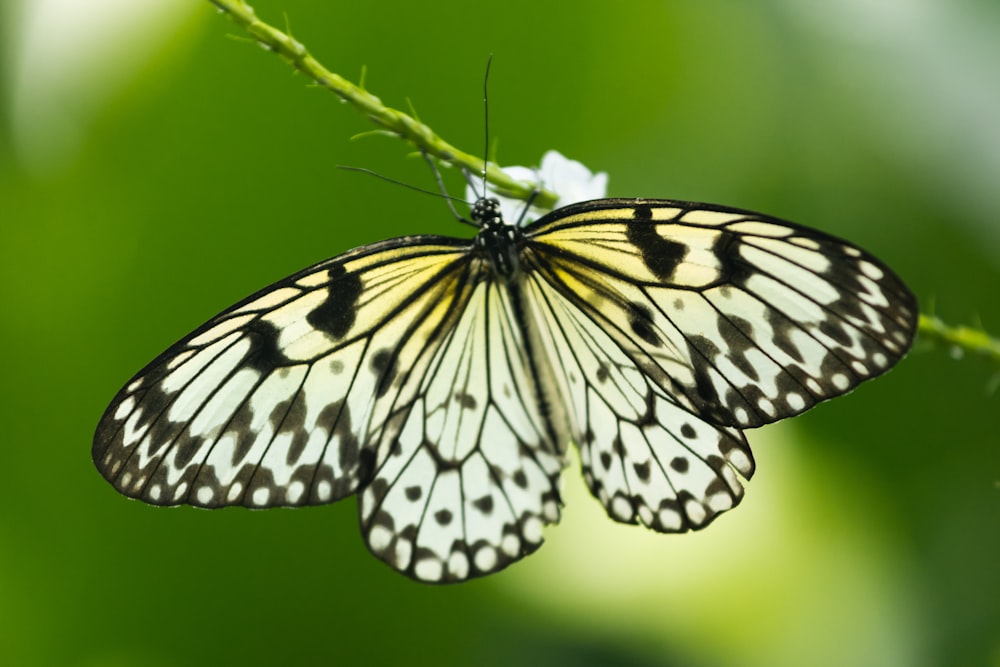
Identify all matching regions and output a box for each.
[2,1,998,665]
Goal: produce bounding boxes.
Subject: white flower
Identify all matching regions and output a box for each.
[466,150,608,226]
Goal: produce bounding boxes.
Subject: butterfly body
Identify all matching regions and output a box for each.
[95,196,916,582]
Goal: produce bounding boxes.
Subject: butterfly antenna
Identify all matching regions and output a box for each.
[337,164,475,228]
[481,54,493,202]
[419,152,478,228]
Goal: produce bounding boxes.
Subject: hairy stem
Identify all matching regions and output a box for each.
[917,314,1000,366]
[207,0,559,209]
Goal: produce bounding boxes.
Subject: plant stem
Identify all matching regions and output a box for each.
[917,314,1000,366]
[207,0,559,209]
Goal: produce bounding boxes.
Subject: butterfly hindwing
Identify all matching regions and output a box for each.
[359,279,564,582]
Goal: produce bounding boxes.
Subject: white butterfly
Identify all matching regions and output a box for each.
[94,156,916,582]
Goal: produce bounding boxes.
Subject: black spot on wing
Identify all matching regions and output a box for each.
[453,391,477,409]
[713,231,754,285]
[684,335,733,424]
[626,210,687,280]
[227,401,257,465]
[244,319,289,371]
[356,447,376,487]
[313,399,369,489]
[370,349,397,398]
[280,394,310,466]
[716,313,760,382]
[122,383,170,441]
[306,263,363,338]
[767,310,805,363]
[628,302,661,347]
[596,361,610,383]
[172,431,204,469]
[473,495,494,514]
[819,319,853,347]
[612,436,626,458]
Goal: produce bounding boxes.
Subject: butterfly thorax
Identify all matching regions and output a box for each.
[472,197,522,279]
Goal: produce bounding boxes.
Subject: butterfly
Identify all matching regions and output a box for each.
[93,181,917,583]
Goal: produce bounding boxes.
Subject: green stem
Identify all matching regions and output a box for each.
[917,314,1000,366]
[207,0,559,209]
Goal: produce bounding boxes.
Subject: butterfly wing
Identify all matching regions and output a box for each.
[521,270,754,531]
[359,277,565,581]
[94,235,565,581]
[94,236,472,508]
[526,199,917,428]
[522,198,916,529]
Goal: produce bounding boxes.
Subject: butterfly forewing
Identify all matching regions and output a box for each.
[94,236,472,508]
[525,198,917,429]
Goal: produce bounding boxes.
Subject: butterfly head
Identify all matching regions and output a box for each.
[472,197,522,278]
[470,197,504,228]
